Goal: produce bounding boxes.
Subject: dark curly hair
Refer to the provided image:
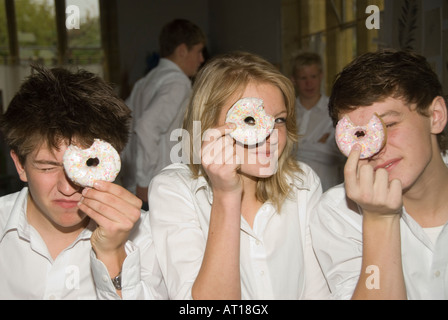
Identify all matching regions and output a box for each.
[0,64,131,164]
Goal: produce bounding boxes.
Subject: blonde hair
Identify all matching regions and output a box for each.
[183,51,302,210]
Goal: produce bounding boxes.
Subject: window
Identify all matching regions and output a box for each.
[282,0,384,95]
[66,0,102,66]
[15,0,57,65]
[0,0,115,110]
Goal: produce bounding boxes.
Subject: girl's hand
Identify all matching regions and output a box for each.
[201,123,242,194]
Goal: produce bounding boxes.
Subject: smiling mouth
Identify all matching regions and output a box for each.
[375,159,399,171]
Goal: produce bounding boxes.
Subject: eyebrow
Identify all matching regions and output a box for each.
[33,160,63,167]
[378,110,402,118]
[274,110,288,117]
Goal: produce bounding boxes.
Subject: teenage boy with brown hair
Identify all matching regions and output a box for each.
[311,50,448,299]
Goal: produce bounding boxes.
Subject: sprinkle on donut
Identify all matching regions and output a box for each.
[225,97,275,146]
[335,113,387,159]
[63,139,121,187]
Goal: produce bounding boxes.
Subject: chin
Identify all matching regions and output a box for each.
[243,162,279,178]
[56,210,88,229]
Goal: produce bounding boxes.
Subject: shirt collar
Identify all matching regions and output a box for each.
[1,188,30,241]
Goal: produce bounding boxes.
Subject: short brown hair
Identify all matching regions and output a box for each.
[0,65,131,164]
[159,19,206,57]
[329,49,447,150]
[291,52,323,77]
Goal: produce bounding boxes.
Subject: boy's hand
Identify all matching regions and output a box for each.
[344,144,403,217]
[78,181,142,277]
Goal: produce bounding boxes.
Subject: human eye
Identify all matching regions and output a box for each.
[39,166,59,173]
[275,117,287,125]
[385,122,397,128]
[34,161,62,172]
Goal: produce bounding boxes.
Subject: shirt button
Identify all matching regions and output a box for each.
[255,240,261,246]
[259,270,264,276]
[435,270,441,278]
[102,274,109,282]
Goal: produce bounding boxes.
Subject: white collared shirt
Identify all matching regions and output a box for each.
[148,163,330,300]
[121,58,191,192]
[0,188,168,300]
[310,183,448,300]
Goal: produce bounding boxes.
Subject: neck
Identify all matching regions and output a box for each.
[165,55,188,76]
[403,154,448,228]
[239,174,263,228]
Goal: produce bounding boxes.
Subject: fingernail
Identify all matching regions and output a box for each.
[82,187,90,196]
[352,144,361,151]
[93,181,102,189]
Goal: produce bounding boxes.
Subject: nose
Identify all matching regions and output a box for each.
[58,169,82,196]
[266,129,279,145]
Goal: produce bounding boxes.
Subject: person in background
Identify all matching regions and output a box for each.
[310,50,448,299]
[0,65,167,299]
[290,52,344,191]
[121,19,206,209]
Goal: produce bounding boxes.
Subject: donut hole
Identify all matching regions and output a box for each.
[86,157,100,167]
[355,130,366,138]
[244,116,256,126]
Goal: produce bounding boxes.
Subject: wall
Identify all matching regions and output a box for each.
[208,0,282,66]
[383,0,448,95]
[116,0,283,95]
[115,0,209,94]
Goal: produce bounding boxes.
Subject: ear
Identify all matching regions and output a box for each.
[429,96,448,135]
[10,150,28,183]
[174,43,188,58]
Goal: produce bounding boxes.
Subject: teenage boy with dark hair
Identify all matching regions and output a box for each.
[310,50,448,299]
[0,65,167,299]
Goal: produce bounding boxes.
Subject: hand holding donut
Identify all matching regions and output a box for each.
[201,123,242,195]
[344,144,403,217]
[78,181,142,279]
[64,139,142,281]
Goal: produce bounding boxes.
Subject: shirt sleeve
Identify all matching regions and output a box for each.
[148,169,205,300]
[91,212,168,300]
[135,79,191,187]
[310,187,364,300]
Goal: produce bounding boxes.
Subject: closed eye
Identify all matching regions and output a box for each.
[385,122,397,128]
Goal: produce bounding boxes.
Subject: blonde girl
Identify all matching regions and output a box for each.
[148,51,329,299]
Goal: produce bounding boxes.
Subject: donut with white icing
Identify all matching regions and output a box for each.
[225,97,275,146]
[335,113,386,159]
[63,139,121,187]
